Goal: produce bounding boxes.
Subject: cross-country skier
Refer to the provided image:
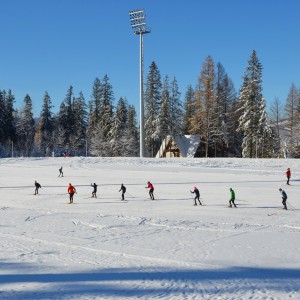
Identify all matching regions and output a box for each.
[34,181,41,195]
[59,166,63,177]
[190,186,202,206]
[91,183,97,198]
[146,181,155,200]
[286,168,291,185]
[119,183,126,200]
[229,188,237,208]
[279,188,288,210]
[68,183,77,204]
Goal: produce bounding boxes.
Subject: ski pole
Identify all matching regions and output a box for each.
[40,187,48,194]
[236,198,247,202]
[126,191,136,198]
[287,201,296,210]
[190,192,195,204]
[268,211,278,216]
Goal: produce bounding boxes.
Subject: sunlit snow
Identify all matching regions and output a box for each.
[0,157,299,299]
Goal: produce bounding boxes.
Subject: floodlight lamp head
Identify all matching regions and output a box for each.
[129,9,151,35]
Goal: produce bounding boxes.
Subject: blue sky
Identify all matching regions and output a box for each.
[1,0,299,117]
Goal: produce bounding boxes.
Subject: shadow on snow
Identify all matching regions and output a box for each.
[0,262,300,298]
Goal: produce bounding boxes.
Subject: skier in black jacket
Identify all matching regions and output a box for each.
[119,184,126,200]
[34,181,41,195]
[191,186,202,206]
[91,183,97,198]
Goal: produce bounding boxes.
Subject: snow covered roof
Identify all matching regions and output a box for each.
[156,135,200,158]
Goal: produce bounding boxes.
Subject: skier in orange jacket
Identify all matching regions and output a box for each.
[68,183,77,204]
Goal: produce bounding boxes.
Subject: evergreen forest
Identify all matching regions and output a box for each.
[1,50,300,158]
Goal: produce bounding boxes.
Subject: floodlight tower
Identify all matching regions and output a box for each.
[129,9,150,157]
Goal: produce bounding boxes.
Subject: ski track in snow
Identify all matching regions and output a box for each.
[0,157,300,299]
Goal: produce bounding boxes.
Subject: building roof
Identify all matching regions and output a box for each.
[156,135,200,158]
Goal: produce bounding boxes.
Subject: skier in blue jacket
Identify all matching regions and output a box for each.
[279,188,287,210]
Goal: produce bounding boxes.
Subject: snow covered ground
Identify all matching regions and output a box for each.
[0,157,299,300]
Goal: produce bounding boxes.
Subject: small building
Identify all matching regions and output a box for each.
[156,135,200,158]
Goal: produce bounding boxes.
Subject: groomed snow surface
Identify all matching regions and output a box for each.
[0,157,299,300]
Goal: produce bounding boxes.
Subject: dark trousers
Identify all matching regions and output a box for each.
[35,188,39,195]
[92,191,97,198]
[69,193,74,203]
[194,195,201,205]
[287,176,290,185]
[149,189,154,200]
[282,198,287,209]
[229,199,236,207]
[121,192,125,200]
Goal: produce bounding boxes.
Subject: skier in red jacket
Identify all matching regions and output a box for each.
[145,181,155,200]
[286,168,291,185]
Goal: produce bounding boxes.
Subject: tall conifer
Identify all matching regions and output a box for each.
[38,91,54,156]
[195,56,216,157]
[16,94,35,156]
[183,85,195,134]
[285,83,299,156]
[144,61,162,157]
[238,50,273,158]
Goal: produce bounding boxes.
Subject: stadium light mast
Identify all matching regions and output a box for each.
[129,9,150,157]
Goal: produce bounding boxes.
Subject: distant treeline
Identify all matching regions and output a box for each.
[1,50,299,158]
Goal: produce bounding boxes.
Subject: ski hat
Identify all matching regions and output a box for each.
[194,186,197,190]
[279,188,282,191]
[230,188,232,191]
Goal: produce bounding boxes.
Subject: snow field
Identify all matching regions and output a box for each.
[0,157,299,299]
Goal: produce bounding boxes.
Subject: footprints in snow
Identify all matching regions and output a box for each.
[0,206,9,210]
